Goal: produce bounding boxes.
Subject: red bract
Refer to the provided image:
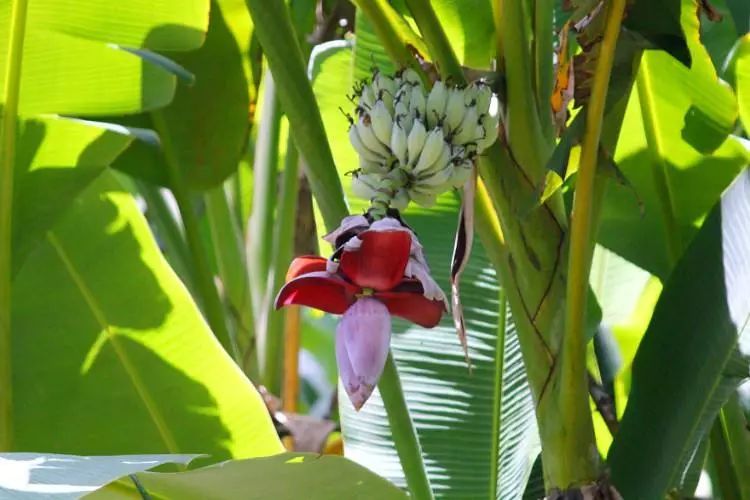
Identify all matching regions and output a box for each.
[275,217,447,409]
[276,224,445,328]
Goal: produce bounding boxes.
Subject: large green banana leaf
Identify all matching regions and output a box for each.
[598,49,748,279]
[90,453,406,499]
[12,171,282,460]
[0,452,198,498]
[310,38,539,499]
[0,0,208,115]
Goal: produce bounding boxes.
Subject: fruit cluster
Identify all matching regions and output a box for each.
[347,68,499,212]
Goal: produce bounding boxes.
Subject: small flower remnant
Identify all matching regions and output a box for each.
[346,68,499,213]
[276,214,447,410]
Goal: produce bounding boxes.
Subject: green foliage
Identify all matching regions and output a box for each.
[12,172,282,460]
[0,0,208,115]
[91,453,407,499]
[113,0,254,189]
[0,452,198,498]
[598,50,748,278]
[609,170,750,498]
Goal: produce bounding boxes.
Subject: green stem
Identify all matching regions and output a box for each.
[248,71,281,326]
[489,289,507,499]
[721,394,750,499]
[353,0,427,82]
[561,0,626,486]
[152,111,237,360]
[245,0,347,232]
[402,0,463,81]
[205,185,257,380]
[263,135,300,394]
[493,0,551,180]
[378,352,434,500]
[711,417,742,500]
[136,180,197,294]
[0,0,29,452]
[533,0,554,141]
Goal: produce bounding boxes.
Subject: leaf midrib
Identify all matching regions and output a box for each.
[46,231,180,456]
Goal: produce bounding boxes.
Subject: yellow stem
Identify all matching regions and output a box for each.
[560,0,627,485]
[0,0,30,451]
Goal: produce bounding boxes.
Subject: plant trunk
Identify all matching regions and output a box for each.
[479,147,600,490]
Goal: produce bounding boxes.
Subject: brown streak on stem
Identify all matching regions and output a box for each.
[508,255,555,361]
[532,233,564,322]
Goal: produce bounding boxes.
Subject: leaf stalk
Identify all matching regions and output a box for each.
[0,0,30,451]
[560,0,627,485]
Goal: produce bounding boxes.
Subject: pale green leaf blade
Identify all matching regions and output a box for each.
[11,173,282,460]
[0,452,198,499]
[608,169,750,498]
[90,453,406,500]
[12,115,136,276]
[27,0,208,50]
[0,0,209,115]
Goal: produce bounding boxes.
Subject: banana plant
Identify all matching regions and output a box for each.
[2,0,750,499]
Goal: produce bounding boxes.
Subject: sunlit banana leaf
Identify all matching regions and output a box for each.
[89,453,406,499]
[598,50,748,279]
[11,116,136,276]
[0,452,198,499]
[11,172,282,461]
[311,39,539,499]
[0,0,208,115]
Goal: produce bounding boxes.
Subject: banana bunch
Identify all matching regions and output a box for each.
[348,68,499,211]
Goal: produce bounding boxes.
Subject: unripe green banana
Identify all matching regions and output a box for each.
[426,80,447,129]
[352,172,380,200]
[413,128,445,175]
[400,68,421,87]
[476,112,500,151]
[450,160,473,187]
[452,105,479,144]
[356,114,390,157]
[359,84,376,112]
[391,188,410,210]
[463,82,479,107]
[390,121,408,166]
[359,157,387,174]
[370,100,393,146]
[444,87,466,133]
[410,86,426,120]
[418,141,451,177]
[475,83,492,114]
[373,72,396,99]
[417,163,453,187]
[408,187,437,208]
[349,125,383,162]
[406,119,427,168]
[394,85,411,110]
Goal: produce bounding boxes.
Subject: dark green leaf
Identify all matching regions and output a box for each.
[113,0,253,188]
[608,169,750,498]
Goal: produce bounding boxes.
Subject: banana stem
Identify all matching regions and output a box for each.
[560,0,627,485]
[378,352,434,500]
[0,0,30,451]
